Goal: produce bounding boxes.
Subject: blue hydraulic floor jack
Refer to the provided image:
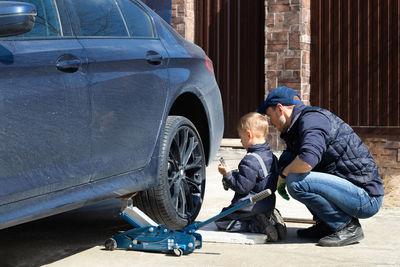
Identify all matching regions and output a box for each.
[104,189,272,256]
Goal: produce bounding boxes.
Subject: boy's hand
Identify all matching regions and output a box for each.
[218,157,230,190]
[277,176,290,200]
[218,164,231,175]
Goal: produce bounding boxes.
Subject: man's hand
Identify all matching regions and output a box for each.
[277,175,290,200]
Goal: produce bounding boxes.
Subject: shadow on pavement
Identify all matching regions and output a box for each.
[0,197,319,267]
[276,226,319,245]
[0,199,130,267]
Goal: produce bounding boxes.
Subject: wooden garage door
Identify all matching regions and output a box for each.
[311,0,400,135]
[195,0,265,137]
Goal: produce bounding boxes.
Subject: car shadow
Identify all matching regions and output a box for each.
[0,199,130,267]
[0,200,319,267]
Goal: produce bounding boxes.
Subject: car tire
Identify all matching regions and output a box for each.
[132,116,206,228]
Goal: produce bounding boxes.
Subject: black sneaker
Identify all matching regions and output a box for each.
[297,221,333,239]
[256,213,278,242]
[271,208,287,240]
[318,218,364,247]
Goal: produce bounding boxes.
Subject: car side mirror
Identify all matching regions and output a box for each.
[0,1,37,37]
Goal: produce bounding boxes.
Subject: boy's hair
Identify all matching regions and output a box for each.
[237,112,269,138]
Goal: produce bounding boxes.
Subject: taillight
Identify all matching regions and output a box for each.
[205,55,214,75]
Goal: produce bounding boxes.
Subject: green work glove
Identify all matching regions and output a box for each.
[277,182,290,200]
[277,175,290,200]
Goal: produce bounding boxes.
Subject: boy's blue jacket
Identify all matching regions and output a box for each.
[224,142,278,213]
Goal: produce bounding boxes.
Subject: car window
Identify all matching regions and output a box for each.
[117,0,154,38]
[0,0,62,38]
[66,0,128,37]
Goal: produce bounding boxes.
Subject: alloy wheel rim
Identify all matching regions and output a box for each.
[167,125,205,219]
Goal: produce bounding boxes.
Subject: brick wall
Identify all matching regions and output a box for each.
[265,0,310,102]
[265,0,311,150]
[363,136,400,177]
[171,0,194,42]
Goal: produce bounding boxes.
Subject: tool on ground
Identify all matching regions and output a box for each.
[104,188,272,256]
[283,217,316,224]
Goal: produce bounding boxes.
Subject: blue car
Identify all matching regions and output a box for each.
[0,0,223,229]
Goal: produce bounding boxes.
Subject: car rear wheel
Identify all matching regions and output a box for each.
[132,116,206,228]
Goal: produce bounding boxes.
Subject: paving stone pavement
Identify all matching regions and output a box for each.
[41,146,400,267]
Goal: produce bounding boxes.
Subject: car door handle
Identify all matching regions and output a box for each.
[146,50,162,65]
[56,54,82,73]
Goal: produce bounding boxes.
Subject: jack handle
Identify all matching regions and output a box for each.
[250,188,272,203]
[183,189,272,233]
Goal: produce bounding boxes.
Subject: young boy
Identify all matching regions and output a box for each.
[216,112,286,241]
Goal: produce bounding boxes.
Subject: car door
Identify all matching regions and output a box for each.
[0,0,91,206]
[65,0,169,180]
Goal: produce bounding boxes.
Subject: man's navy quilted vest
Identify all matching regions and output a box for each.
[282,105,384,196]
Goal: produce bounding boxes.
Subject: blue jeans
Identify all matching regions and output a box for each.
[286,171,383,231]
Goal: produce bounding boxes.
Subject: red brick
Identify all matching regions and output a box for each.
[277,54,285,69]
[302,64,310,76]
[289,32,300,49]
[364,137,388,143]
[285,58,301,69]
[278,82,300,91]
[284,12,299,25]
[282,70,293,78]
[384,141,400,149]
[280,75,301,83]
[269,4,290,12]
[300,43,311,50]
[270,32,288,41]
[266,78,278,92]
[302,23,311,35]
[301,76,310,84]
[285,50,301,57]
[268,39,288,45]
[378,159,399,168]
[267,44,287,52]
[267,55,277,69]
[275,14,285,25]
[267,14,275,26]
[267,25,291,33]
[172,17,184,24]
[267,71,282,77]
[301,8,311,23]
[302,51,310,64]
[301,92,310,102]
[290,24,300,32]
